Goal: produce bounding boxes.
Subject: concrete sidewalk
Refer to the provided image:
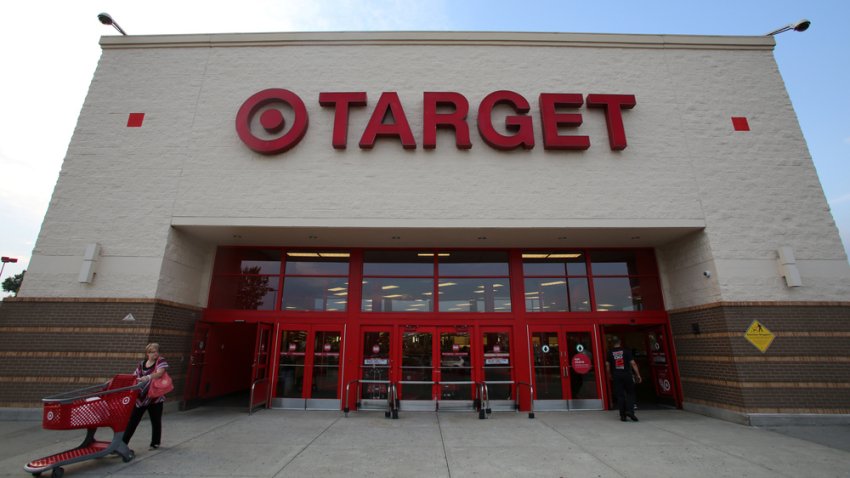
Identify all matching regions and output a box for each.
[2,407,848,477]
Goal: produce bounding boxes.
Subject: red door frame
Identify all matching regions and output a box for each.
[600,321,683,409]
[527,324,604,403]
[274,323,346,401]
[478,326,515,399]
[250,322,275,409]
[183,321,211,403]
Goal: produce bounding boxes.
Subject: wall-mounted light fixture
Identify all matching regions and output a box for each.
[777,246,802,287]
[79,243,101,283]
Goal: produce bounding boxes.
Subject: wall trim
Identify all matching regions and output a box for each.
[4,297,203,311]
[668,301,850,315]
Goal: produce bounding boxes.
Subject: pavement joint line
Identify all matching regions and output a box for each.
[537,414,627,478]
[109,409,248,473]
[272,413,342,478]
[649,421,797,478]
[437,412,452,478]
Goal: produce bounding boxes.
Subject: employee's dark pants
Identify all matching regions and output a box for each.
[612,374,636,418]
[122,402,163,447]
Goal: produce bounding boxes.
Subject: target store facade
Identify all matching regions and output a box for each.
[2,31,849,424]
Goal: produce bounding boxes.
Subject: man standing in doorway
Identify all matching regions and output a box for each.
[606,336,642,422]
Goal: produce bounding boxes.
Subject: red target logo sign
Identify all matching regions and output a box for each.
[235,89,309,154]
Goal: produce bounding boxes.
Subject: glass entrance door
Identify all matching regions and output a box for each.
[481,329,514,408]
[393,326,475,410]
[400,327,435,409]
[273,325,343,410]
[438,328,472,403]
[360,328,392,408]
[530,327,602,410]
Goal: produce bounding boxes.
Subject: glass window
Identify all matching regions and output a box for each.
[214,248,281,275]
[593,277,642,311]
[363,251,434,276]
[522,252,586,276]
[208,275,279,310]
[362,278,433,312]
[590,251,638,276]
[284,252,349,275]
[524,277,590,312]
[281,277,349,311]
[438,279,511,312]
[439,251,509,276]
[524,278,567,312]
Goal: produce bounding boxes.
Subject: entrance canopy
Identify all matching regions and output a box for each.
[172,219,705,248]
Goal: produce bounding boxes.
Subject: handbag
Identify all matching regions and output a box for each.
[147,371,174,398]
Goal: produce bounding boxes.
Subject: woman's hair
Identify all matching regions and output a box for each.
[145,343,160,354]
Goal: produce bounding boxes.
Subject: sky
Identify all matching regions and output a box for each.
[1,0,848,294]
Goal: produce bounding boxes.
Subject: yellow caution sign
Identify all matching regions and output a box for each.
[745,320,775,353]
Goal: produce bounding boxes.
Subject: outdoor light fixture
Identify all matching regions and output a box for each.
[766,19,811,36]
[97,13,127,35]
[0,256,18,279]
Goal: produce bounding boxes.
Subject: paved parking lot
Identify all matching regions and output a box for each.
[2,407,848,477]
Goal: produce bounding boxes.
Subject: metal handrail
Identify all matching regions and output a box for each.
[515,381,535,419]
[248,377,268,415]
[475,381,490,419]
[344,379,396,417]
[387,382,399,419]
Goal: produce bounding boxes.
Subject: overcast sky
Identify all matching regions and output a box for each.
[1,1,848,293]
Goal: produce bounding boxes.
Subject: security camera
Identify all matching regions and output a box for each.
[703,271,711,278]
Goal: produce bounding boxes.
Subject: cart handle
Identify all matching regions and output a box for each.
[42,382,143,405]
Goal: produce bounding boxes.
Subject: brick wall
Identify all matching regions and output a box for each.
[670,302,850,414]
[0,299,199,407]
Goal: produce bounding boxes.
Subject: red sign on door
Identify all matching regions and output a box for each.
[572,353,592,374]
[324,343,332,352]
[372,344,380,354]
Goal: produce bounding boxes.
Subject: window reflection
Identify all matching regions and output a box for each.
[214,248,281,275]
[522,252,585,276]
[438,279,511,312]
[593,277,642,311]
[362,278,433,312]
[285,253,349,275]
[439,251,509,276]
[363,251,433,276]
[590,251,638,276]
[524,278,590,312]
[281,277,349,311]
[209,275,279,310]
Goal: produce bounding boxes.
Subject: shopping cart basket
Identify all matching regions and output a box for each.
[24,374,141,477]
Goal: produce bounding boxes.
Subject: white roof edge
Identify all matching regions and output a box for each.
[100,30,776,50]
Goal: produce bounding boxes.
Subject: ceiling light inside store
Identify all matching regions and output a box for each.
[540,281,566,286]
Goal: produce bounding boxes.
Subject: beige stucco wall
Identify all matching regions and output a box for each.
[21,32,849,308]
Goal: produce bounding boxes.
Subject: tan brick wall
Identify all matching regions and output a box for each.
[0,299,199,407]
[670,302,850,414]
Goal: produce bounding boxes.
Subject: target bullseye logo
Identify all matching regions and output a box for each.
[122,397,131,405]
[236,89,308,154]
[47,411,54,421]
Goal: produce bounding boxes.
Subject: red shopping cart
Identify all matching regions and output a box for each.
[24,374,141,477]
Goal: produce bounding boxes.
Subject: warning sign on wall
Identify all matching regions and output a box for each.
[745,320,775,353]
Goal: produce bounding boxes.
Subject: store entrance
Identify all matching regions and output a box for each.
[273,325,344,410]
[358,325,515,412]
[529,327,603,410]
[603,325,678,410]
